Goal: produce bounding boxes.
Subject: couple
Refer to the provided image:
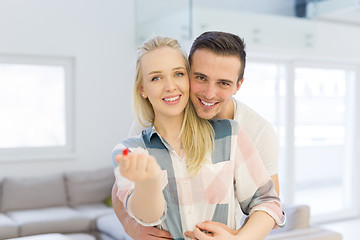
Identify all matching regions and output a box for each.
[112,31,285,240]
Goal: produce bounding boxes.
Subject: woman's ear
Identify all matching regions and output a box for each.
[138,85,147,98]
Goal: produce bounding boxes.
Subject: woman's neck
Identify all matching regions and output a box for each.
[153,115,184,157]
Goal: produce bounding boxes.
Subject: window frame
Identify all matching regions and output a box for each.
[292,61,358,223]
[0,54,75,162]
[245,56,360,224]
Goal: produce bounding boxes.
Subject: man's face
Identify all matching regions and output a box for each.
[189,49,243,120]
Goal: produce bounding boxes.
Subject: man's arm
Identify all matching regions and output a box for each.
[271,174,279,195]
[112,183,173,240]
[187,211,275,240]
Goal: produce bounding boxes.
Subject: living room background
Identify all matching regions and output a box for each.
[0,0,359,227]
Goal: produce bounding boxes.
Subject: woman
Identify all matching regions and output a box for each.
[113,36,284,240]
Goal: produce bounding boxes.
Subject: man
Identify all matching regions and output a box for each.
[112,31,280,239]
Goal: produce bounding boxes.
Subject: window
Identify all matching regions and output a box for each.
[0,55,74,161]
[293,66,357,222]
[235,60,358,223]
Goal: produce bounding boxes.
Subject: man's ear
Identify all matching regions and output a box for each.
[233,77,244,95]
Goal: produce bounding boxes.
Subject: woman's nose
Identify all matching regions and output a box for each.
[165,77,177,91]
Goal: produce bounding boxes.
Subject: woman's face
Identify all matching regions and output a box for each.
[139,46,189,120]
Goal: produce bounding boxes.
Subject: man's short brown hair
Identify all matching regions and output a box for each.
[189,31,246,83]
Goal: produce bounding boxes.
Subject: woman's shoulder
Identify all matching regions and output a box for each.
[112,134,146,153]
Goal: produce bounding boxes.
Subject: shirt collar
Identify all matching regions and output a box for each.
[143,125,173,151]
[144,125,158,143]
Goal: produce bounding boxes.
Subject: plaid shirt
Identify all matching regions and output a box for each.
[113,119,285,240]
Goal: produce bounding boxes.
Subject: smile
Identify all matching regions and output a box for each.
[200,99,217,107]
[163,95,180,102]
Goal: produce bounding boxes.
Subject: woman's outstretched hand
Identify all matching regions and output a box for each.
[116,151,161,183]
[116,150,165,224]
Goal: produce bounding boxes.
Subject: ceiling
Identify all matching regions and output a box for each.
[312,1,360,26]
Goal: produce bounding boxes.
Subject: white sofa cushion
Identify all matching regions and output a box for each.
[96,212,132,240]
[1,174,67,212]
[0,213,19,239]
[6,206,91,236]
[73,203,114,230]
[64,168,114,207]
[9,233,73,240]
[65,233,96,240]
[266,227,342,240]
[10,233,96,240]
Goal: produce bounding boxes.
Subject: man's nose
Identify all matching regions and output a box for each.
[203,83,216,100]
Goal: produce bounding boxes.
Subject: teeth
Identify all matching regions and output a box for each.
[164,96,180,102]
[201,99,215,106]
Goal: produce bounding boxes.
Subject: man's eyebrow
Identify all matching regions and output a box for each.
[219,79,235,85]
[192,72,207,78]
[193,72,234,84]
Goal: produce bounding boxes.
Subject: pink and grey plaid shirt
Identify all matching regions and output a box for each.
[113,119,285,240]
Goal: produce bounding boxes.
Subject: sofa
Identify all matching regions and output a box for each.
[0,167,342,240]
[0,168,116,240]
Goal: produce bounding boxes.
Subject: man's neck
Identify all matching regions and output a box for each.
[214,99,235,120]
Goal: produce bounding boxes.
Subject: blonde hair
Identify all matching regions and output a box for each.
[133,36,214,176]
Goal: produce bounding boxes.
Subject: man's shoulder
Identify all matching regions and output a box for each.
[232,98,278,145]
[233,98,271,125]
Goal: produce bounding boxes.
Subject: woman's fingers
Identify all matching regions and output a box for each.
[117,152,160,182]
[116,154,129,172]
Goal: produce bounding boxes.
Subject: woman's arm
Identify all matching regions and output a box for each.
[115,152,165,224]
[112,183,173,239]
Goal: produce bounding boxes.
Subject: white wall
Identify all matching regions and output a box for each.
[0,0,135,177]
[0,1,359,179]
[191,8,360,63]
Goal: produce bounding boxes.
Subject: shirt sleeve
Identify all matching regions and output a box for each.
[255,123,279,176]
[233,99,279,176]
[232,123,285,228]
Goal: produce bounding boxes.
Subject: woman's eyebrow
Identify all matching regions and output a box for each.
[148,66,186,75]
[148,70,162,75]
[173,66,186,71]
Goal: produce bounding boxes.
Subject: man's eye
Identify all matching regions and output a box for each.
[197,76,205,81]
[219,82,230,86]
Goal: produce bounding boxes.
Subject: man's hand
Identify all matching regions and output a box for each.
[128,224,173,240]
[116,152,161,183]
[185,221,239,240]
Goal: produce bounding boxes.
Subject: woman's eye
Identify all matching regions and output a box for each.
[175,72,184,77]
[151,76,161,81]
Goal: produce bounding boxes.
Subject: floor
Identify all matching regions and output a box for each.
[319,217,360,240]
